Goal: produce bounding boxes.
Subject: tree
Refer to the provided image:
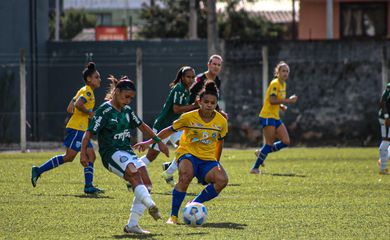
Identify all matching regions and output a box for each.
[49,9,97,40]
[138,0,287,40]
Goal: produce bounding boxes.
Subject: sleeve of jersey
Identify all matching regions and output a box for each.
[172,114,188,132]
[173,88,186,105]
[383,87,390,100]
[269,82,278,97]
[78,89,91,103]
[129,110,143,128]
[189,78,203,103]
[218,119,228,140]
[88,109,106,135]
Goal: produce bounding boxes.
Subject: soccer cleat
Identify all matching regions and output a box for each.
[162,162,171,171]
[162,171,175,187]
[124,225,150,234]
[250,168,261,174]
[166,215,178,225]
[379,168,390,175]
[377,159,390,175]
[31,166,41,187]
[148,205,162,221]
[254,150,265,167]
[84,185,105,194]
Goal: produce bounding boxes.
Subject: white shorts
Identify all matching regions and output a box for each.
[108,150,146,178]
[151,129,182,151]
[379,118,390,139]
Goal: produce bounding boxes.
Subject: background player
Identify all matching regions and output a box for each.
[31,62,103,194]
[250,61,298,174]
[139,66,198,186]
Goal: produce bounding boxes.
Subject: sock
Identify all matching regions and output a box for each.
[84,162,94,187]
[171,188,186,217]
[253,144,272,169]
[127,196,146,227]
[271,141,288,152]
[193,184,219,203]
[166,158,178,175]
[134,185,155,208]
[379,141,390,171]
[139,155,151,166]
[37,155,64,175]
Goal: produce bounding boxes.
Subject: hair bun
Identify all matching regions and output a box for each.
[87,62,96,70]
[204,81,217,92]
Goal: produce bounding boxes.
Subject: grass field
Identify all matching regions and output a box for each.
[1,147,389,239]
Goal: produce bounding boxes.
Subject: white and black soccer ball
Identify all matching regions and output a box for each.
[182,202,208,227]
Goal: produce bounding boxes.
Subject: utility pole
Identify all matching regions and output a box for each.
[207,0,218,56]
[55,0,60,41]
[189,0,198,39]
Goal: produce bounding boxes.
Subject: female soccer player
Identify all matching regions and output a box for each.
[134,81,228,225]
[377,82,390,175]
[250,61,298,174]
[31,62,103,194]
[80,76,168,234]
[139,66,198,186]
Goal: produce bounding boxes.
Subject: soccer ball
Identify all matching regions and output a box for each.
[182,202,208,227]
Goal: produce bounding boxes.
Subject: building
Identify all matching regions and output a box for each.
[299,0,390,40]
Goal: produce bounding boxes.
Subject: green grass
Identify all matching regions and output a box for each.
[1,148,389,239]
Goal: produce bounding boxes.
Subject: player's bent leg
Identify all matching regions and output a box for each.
[83,147,104,194]
[193,164,228,203]
[31,149,76,187]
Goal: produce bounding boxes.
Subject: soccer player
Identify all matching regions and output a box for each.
[80,76,167,234]
[162,54,227,179]
[139,66,198,186]
[377,82,390,175]
[250,61,298,174]
[134,81,228,225]
[31,62,104,194]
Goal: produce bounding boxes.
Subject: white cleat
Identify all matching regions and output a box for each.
[124,225,151,234]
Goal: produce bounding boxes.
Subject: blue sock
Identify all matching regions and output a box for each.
[271,141,288,152]
[84,162,94,187]
[193,184,219,203]
[253,144,272,169]
[38,155,64,175]
[171,188,186,217]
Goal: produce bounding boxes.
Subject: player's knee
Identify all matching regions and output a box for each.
[215,175,228,189]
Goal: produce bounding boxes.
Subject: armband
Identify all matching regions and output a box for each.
[385,113,389,119]
[152,136,161,143]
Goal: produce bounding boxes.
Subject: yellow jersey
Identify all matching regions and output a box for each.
[172,109,228,161]
[66,85,95,131]
[259,78,286,120]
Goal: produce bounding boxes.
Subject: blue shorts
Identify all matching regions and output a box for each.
[63,128,93,152]
[259,117,283,128]
[178,154,220,185]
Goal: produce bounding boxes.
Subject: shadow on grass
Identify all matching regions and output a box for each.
[266,173,306,178]
[112,233,162,239]
[60,194,114,199]
[202,222,247,230]
[152,191,197,196]
[174,232,208,237]
[227,183,241,187]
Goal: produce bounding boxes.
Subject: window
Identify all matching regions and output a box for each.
[96,13,112,26]
[340,2,387,38]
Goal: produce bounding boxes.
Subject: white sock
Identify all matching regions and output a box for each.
[127,196,146,227]
[379,141,390,171]
[134,185,155,208]
[139,155,151,166]
[166,158,178,175]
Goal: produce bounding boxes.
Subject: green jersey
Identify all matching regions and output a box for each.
[379,83,390,119]
[88,102,142,167]
[153,82,190,131]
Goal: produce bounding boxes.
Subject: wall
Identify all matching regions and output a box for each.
[222,40,387,147]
